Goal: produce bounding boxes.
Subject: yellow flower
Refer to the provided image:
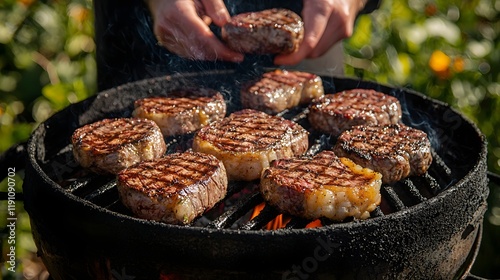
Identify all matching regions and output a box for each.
[429,50,451,79]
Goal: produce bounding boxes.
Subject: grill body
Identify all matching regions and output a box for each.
[22,72,489,279]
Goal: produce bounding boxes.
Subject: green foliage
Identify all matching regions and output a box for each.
[346,0,500,174]
[1,1,94,277]
[0,0,95,151]
[346,3,500,276]
[0,0,499,278]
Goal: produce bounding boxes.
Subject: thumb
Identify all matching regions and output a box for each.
[201,0,231,26]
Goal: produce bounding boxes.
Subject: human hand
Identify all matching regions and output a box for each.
[274,0,366,65]
[146,0,244,62]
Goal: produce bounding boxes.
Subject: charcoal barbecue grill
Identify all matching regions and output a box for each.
[0,70,494,279]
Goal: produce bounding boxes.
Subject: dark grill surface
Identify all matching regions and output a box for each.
[46,104,454,231]
[22,73,489,279]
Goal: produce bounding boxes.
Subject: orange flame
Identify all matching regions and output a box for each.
[250,203,322,230]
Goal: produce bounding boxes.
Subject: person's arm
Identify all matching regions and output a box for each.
[146,0,244,62]
[274,0,380,65]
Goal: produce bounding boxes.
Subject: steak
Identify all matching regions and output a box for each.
[241,69,324,114]
[71,118,166,174]
[333,124,433,184]
[308,89,402,136]
[260,150,382,221]
[132,88,226,137]
[221,8,304,55]
[117,152,228,225]
[192,109,309,181]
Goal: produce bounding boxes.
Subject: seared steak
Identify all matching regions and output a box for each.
[192,109,309,181]
[241,69,324,114]
[221,8,304,55]
[133,88,226,137]
[260,150,382,221]
[333,124,433,184]
[308,89,402,136]
[71,118,166,174]
[117,152,228,225]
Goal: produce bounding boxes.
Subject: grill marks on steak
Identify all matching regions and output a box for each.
[71,118,166,174]
[133,89,226,137]
[308,89,402,136]
[260,150,382,221]
[117,152,228,225]
[73,85,434,226]
[333,124,433,184]
[192,109,309,181]
[241,69,324,114]
[221,9,304,55]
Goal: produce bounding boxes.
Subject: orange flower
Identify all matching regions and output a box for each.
[17,0,35,7]
[429,50,451,79]
[69,5,89,24]
[452,56,465,73]
[424,3,438,17]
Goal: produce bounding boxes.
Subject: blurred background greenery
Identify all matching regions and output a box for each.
[0,0,499,278]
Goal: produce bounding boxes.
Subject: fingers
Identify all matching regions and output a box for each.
[152,0,243,62]
[274,1,331,65]
[200,0,230,26]
[274,0,359,66]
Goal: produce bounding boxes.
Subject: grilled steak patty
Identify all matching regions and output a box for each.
[133,88,226,137]
[117,152,228,225]
[333,124,433,184]
[192,109,309,181]
[241,69,324,114]
[71,118,166,174]
[308,89,402,136]
[221,8,304,55]
[260,150,382,221]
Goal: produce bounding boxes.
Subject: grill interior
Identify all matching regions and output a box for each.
[43,102,455,231]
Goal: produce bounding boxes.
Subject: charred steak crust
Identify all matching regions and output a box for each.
[333,124,433,184]
[133,88,226,137]
[192,109,309,181]
[308,89,402,136]
[221,8,304,54]
[260,150,382,221]
[71,118,166,174]
[117,152,228,225]
[241,69,324,114]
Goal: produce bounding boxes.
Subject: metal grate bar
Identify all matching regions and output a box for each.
[305,142,322,157]
[68,175,114,198]
[291,107,310,123]
[399,178,428,203]
[207,193,263,229]
[428,150,453,189]
[431,151,452,177]
[305,134,333,157]
[84,180,117,203]
[381,185,406,211]
[370,207,384,217]
[239,204,280,231]
[66,177,93,193]
[411,173,442,196]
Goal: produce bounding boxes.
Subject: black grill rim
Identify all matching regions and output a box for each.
[24,70,488,236]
